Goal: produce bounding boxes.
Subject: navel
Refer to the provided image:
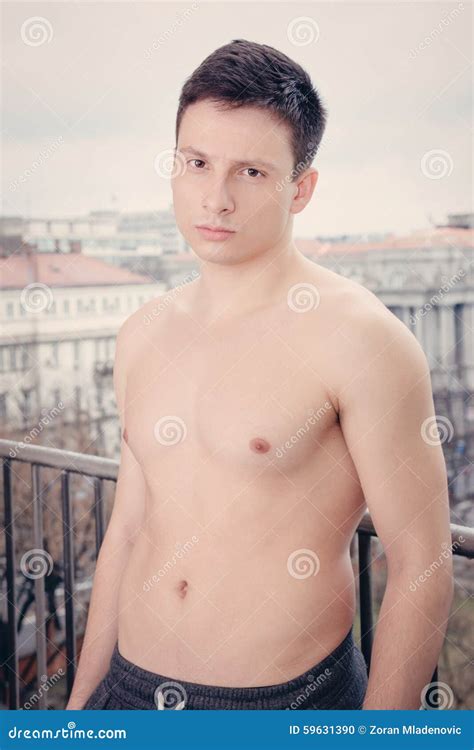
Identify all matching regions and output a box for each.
[249,437,271,454]
[176,579,188,598]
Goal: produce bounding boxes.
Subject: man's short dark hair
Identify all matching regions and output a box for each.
[175,38,328,180]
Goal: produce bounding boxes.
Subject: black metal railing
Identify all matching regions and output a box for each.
[1,439,116,709]
[1,438,473,710]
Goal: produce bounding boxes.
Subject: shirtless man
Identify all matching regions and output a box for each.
[68,39,453,711]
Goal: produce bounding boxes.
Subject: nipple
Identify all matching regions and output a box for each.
[249,437,271,454]
[123,427,128,444]
[176,579,188,598]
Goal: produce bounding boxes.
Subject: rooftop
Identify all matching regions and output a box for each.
[0,252,152,290]
[296,226,474,257]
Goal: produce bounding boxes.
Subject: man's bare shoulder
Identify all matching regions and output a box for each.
[118,287,189,341]
[310,263,415,343]
[305,262,383,313]
[306,264,428,401]
[113,290,174,366]
[333,275,424,361]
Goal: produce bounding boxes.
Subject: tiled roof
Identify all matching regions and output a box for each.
[296,227,474,257]
[0,252,152,290]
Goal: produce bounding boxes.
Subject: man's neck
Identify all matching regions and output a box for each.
[188,241,310,324]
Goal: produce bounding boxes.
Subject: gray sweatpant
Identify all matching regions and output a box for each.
[83,627,368,710]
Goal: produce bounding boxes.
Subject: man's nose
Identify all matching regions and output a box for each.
[202,175,235,214]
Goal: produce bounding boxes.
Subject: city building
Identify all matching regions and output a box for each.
[0,209,193,290]
[0,248,165,455]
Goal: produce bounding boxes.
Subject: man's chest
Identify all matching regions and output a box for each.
[125,315,339,474]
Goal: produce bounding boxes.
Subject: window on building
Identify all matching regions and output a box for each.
[408,307,417,333]
[73,340,80,369]
[453,304,464,368]
[21,390,31,423]
[50,342,59,368]
[0,392,7,421]
[74,386,82,413]
[37,238,55,252]
[9,347,17,370]
[21,347,29,370]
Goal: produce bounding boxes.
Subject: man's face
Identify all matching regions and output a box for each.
[171,99,303,265]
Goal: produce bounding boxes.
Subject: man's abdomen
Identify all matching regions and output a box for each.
[116,513,360,687]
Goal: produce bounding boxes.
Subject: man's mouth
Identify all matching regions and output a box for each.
[195,224,236,241]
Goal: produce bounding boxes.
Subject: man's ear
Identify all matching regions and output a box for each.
[290,168,319,215]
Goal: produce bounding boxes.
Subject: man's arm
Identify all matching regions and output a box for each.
[337,302,454,710]
[66,320,147,709]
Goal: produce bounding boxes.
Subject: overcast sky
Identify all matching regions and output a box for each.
[2,1,472,237]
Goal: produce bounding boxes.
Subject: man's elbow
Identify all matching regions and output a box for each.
[387,558,455,605]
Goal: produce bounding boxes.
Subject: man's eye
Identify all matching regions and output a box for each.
[188,159,205,169]
[243,168,264,178]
